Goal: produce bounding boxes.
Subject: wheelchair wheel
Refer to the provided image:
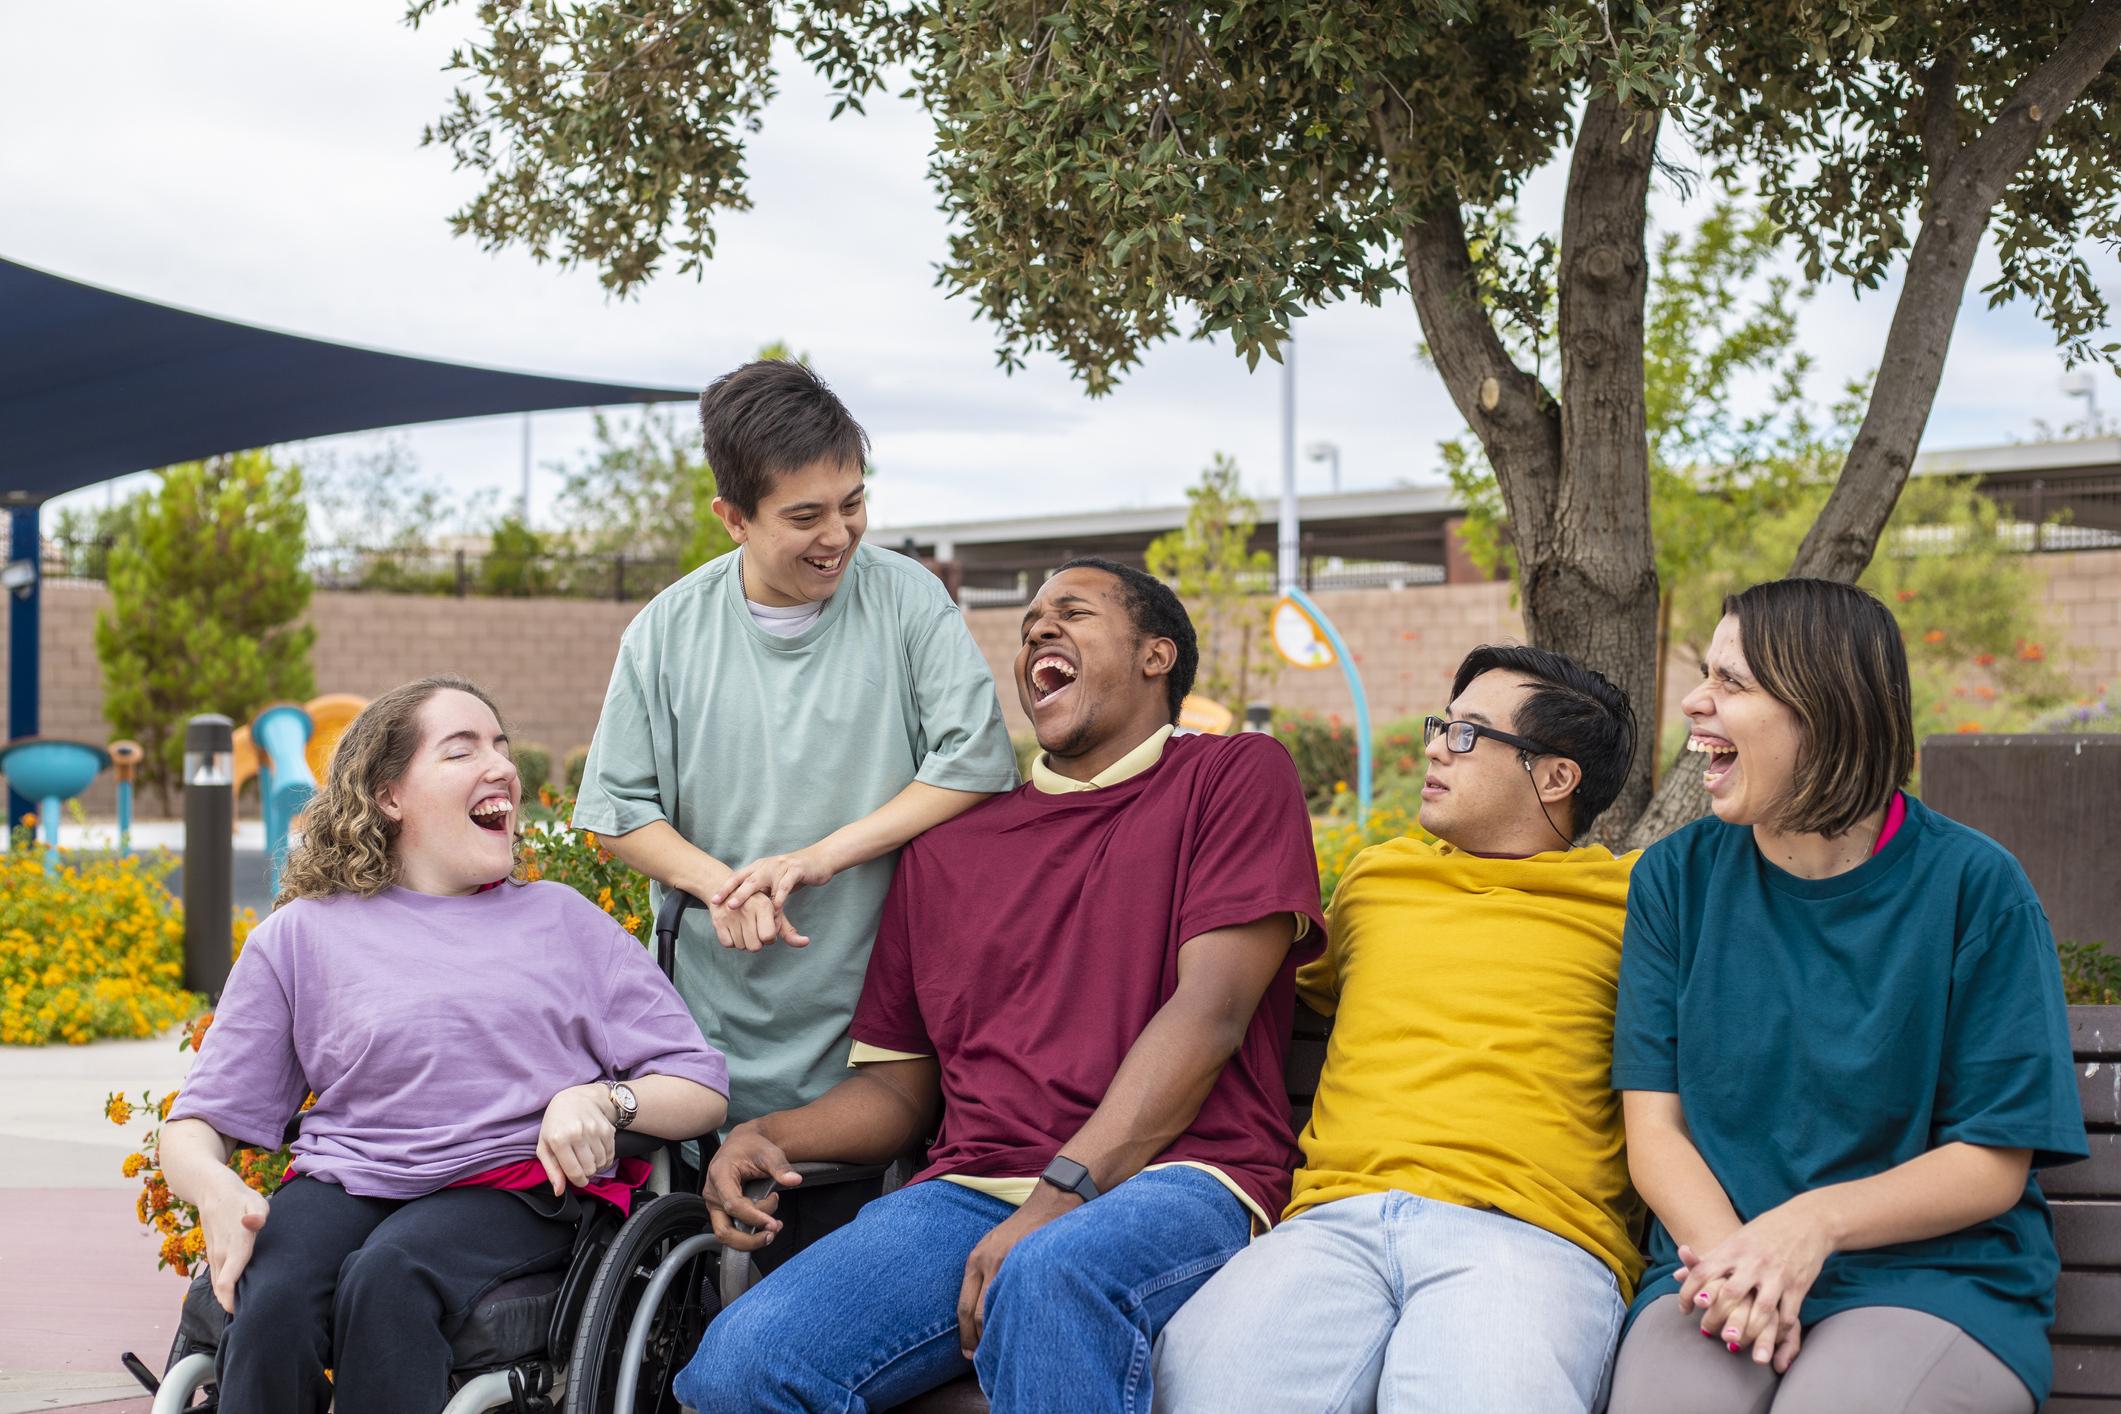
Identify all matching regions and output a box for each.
[564,1192,718,1413]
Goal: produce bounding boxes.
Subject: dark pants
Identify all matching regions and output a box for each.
[749,1171,882,1276]
[214,1175,577,1414]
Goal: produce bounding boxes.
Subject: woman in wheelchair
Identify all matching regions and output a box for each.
[159,675,729,1414]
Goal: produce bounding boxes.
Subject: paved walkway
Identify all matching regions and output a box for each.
[0,1032,195,1412]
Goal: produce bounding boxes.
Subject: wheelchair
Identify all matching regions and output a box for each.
[122,888,885,1414]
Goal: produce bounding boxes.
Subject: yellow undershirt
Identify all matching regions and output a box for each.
[849,723,1286,1232]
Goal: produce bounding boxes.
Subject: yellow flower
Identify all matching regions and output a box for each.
[122,1152,148,1178]
[105,1096,133,1126]
[621,914,641,932]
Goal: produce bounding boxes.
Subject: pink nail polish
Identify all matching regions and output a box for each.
[1727,1342,1740,1353]
[1696,1293,1712,1306]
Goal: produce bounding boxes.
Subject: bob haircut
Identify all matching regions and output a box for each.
[275,675,525,905]
[1723,578,1914,838]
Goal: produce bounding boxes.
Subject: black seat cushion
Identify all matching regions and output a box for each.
[173,1266,563,1372]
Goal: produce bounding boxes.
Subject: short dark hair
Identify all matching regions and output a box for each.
[698,360,870,516]
[1450,643,1636,835]
[1055,557,1199,723]
[1723,578,1913,837]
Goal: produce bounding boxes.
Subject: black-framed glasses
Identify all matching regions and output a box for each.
[1423,716,1557,759]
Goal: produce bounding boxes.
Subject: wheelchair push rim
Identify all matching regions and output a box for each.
[565,1191,717,1414]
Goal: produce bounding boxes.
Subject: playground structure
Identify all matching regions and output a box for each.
[0,736,111,863]
[248,702,319,901]
[230,692,365,822]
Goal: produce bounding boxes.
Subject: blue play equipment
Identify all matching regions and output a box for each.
[251,703,317,901]
[0,736,111,866]
[109,740,143,853]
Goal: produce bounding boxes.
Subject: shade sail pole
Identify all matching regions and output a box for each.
[5,501,41,825]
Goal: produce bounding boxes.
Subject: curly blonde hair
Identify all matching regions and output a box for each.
[275,675,525,904]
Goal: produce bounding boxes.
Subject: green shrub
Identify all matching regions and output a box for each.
[1012,733,1042,778]
[2061,940,2121,1006]
[565,744,592,791]
[511,743,552,797]
[1271,711,1356,811]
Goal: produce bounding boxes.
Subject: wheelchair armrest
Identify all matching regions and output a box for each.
[731,1160,891,1234]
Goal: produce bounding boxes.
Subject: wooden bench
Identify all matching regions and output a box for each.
[884,1003,2119,1412]
[2046,1004,2121,1413]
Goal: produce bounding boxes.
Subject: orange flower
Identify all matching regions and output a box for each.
[105,1095,133,1126]
[1895,589,1917,602]
[121,1152,148,1178]
[1955,722,1984,734]
[2017,642,2046,662]
[1922,629,1946,645]
[1975,685,1996,701]
[183,1012,216,1053]
[1973,653,1995,668]
[158,1091,178,1121]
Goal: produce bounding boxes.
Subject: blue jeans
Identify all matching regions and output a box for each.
[676,1166,1251,1413]
[1153,1191,1626,1413]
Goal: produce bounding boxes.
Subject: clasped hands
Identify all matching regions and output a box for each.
[1676,1196,1834,1374]
[704,847,834,951]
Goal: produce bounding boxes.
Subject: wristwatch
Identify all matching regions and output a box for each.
[1039,1155,1100,1203]
[605,1081,639,1131]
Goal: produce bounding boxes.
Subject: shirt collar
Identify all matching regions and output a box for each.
[1030,725,1175,794]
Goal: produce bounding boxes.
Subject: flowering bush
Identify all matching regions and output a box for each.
[1,817,253,1046]
[522,785,651,942]
[1313,805,1425,912]
[110,1012,301,1276]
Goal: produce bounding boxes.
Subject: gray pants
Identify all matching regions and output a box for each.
[1608,1296,2034,1414]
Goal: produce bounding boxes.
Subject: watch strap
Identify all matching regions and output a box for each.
[1039,1155,1100,1203]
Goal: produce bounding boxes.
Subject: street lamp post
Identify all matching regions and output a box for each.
[1306,441,1341,494]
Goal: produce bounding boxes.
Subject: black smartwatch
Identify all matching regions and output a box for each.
[1039,1155,1101,1203]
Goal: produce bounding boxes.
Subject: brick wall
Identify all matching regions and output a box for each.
[8,550,2115,817]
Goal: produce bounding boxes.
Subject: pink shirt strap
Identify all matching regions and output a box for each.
[1872,791,1908,856]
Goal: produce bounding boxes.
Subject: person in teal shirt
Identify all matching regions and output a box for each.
[1608,578,2086,1414]
[572,361,1020,1187]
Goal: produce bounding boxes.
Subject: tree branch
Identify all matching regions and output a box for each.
[1792,0,2121,583]
[1919,52,1962,210]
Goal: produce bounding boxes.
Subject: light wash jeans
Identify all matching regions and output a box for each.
[676,1165,1250,1414]
[1153,1190,1625,1413]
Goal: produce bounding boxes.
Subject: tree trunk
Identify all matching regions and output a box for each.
[1632,3,2121,847]
[1390,94,1662,841]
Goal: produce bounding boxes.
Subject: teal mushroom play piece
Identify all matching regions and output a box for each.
[0,737,112,863]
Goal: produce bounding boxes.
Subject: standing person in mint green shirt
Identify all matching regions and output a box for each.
[572,361,1019,1164]
[1608,579,2086,1414]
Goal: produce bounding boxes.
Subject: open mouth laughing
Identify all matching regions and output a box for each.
[1028,652,1079,707]
[802,552,845,577]
[1686,734,1739,789]
[470,794,512,834]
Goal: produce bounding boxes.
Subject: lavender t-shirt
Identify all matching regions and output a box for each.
[169,881,728,1199]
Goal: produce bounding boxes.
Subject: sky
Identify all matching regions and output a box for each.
[5,3,2115,539]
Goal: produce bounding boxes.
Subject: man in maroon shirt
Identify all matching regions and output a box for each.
[673,558,1324,1414]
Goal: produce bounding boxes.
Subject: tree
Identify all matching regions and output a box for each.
[95,453,317,814]
[1144,454,1278,710]
[307,441,494,593]
[408,0,2121,839]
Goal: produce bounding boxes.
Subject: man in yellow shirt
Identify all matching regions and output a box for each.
[1154,644,1641,1413]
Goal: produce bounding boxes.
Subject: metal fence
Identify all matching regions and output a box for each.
[41,537,690,602]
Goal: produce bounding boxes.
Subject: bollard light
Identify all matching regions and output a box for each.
[1242,702,1273,734]
[182,715,235,997]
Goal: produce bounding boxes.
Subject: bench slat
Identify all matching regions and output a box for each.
[2057,1272,2121,1340]
[2074,1007,2121,1062]
[2084,1060,2121,1127]
[2038,1399,2121,1412]
[2052,1344,2121,1399]
[2057,1202,2121,1266]
[2045,1133,2121,1200]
